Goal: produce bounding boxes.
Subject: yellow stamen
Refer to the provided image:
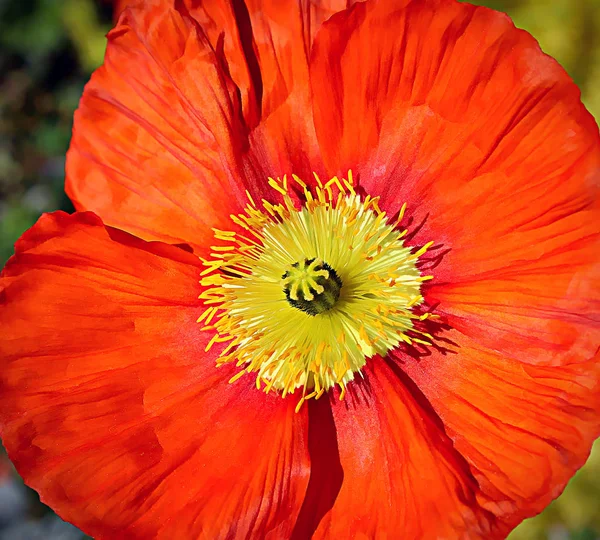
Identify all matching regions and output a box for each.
[198,172,434,409]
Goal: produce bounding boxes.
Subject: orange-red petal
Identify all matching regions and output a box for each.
[67,1,364,249]
[186,0,357,129]
[230,0,361,181]
[310,0,599,249]
[400,335,600,532]
[308,360,499,539]
[66,1,252,250]
[185,0,361,183]
[181,0,323,182]
[0,212,310,539]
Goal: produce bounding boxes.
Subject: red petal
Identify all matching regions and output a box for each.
[185,0,361,185]
[183,0,263,129]
[400,334,600,531]
[428,229,600,367]
[68,1,363,249]
[179,0,322,182]
[310,0,599,252]
[237,0,362,181]
[187,0,358,131]
[307,360,499,538]
[0,213,310,539]
[66,1,252,250]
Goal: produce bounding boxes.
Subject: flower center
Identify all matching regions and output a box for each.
[198,172,434,410]
[282,258,342,315]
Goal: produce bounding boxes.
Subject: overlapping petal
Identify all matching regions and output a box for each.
[0,212,311,539]
[187,0,358,126]
[309,360,499,539]
[399,336,600,531]
[310,0,599,261]
[66,1,252,250]
[67,0,363,250]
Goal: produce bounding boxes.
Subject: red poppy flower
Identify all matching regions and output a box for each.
[1,0,599,538]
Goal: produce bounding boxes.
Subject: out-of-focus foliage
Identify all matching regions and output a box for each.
[0,0,110,266]
[0,0,598,539]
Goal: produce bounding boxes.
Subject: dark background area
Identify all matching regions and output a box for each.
[0,0,599,538]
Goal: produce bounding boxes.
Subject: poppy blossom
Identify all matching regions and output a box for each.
[1,0,599,538]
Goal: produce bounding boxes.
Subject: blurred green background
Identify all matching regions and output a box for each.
[0,0,598,539]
